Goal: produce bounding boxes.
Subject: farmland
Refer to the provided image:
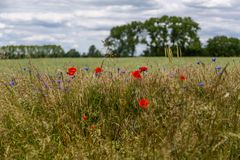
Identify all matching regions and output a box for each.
[0,57,240,159]
[0,57,240,73]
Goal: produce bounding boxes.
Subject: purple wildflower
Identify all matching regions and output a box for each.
[197,82,204,87]
[56,79,62,89]
[84,68,89,71]
[9,80,16,86]
[212,57,216,62]
[57,79,61,84]
[215,66,222,70]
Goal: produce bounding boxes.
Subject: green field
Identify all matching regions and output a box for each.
[0,57,240,159]
[1,57,240,74]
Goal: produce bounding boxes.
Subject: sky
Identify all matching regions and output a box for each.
[0,0,239,53]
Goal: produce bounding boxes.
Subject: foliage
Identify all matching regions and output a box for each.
[0,45,103,59]
[65,49,80,57]
[105,21,143,57]
[0,45,65,59]
[105,15,202,57]
[87,45,102,57]
[206,36,240,56]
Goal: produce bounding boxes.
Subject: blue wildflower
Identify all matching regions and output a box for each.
[56,80,62,89]
[84,68,89,71]
[215,66,222,70]
[9,80,16,86]
[57,79,61,84]
[212,57,216,62]
[197,82,204,87]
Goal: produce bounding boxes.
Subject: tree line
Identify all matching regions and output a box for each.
[105,15,201,57]
[0,15,240,59]
[0,45,102,59]
[105,15,240,57]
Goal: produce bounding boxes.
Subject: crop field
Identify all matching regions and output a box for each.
[0,57,240,73]
[0,57,240,159]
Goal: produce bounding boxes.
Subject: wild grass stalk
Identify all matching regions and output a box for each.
[0,61,239,159]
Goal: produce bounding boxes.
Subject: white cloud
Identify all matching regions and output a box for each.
[0,12,73,23]
[24,35,56,42]
[184,0,234,8]
[0,23,7,29]
[0,0,239,52]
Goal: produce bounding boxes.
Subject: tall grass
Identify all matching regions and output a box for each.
[0,60,240,159]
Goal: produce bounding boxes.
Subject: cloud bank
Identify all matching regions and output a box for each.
[0,0,239,52]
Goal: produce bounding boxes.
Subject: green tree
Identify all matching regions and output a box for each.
[0,45,66,59]
[142,16,169,56]
[65,49,80,57]
[46,45,65,57]
[206,36,240,56]
[87,45,102,57]
[105,21,143,57]
[105,16,201,57]
[169,16,201,56]
[142,16,201,56]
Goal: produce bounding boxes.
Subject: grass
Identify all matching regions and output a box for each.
[0,57,240,159]
[1,57,240,74]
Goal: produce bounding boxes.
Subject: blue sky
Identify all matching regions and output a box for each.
[0,0,239,53]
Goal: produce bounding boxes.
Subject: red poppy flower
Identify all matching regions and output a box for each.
[139,66,148,72]
[179,74,187,81]
[95,67,102,73]
[68,67,77,76]
[132,70,142,79]
[90,125,95,129]
[82,115,87,121]
[138,98,150,109]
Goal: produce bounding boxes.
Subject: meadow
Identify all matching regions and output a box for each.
[0,57,240,159]
[1,57,240,73]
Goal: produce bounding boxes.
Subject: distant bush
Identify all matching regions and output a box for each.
[0,45,65,59]
[65,49,80,57]
[206,36,240,56]
[0,45,103,59]
[87,45,102,57]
